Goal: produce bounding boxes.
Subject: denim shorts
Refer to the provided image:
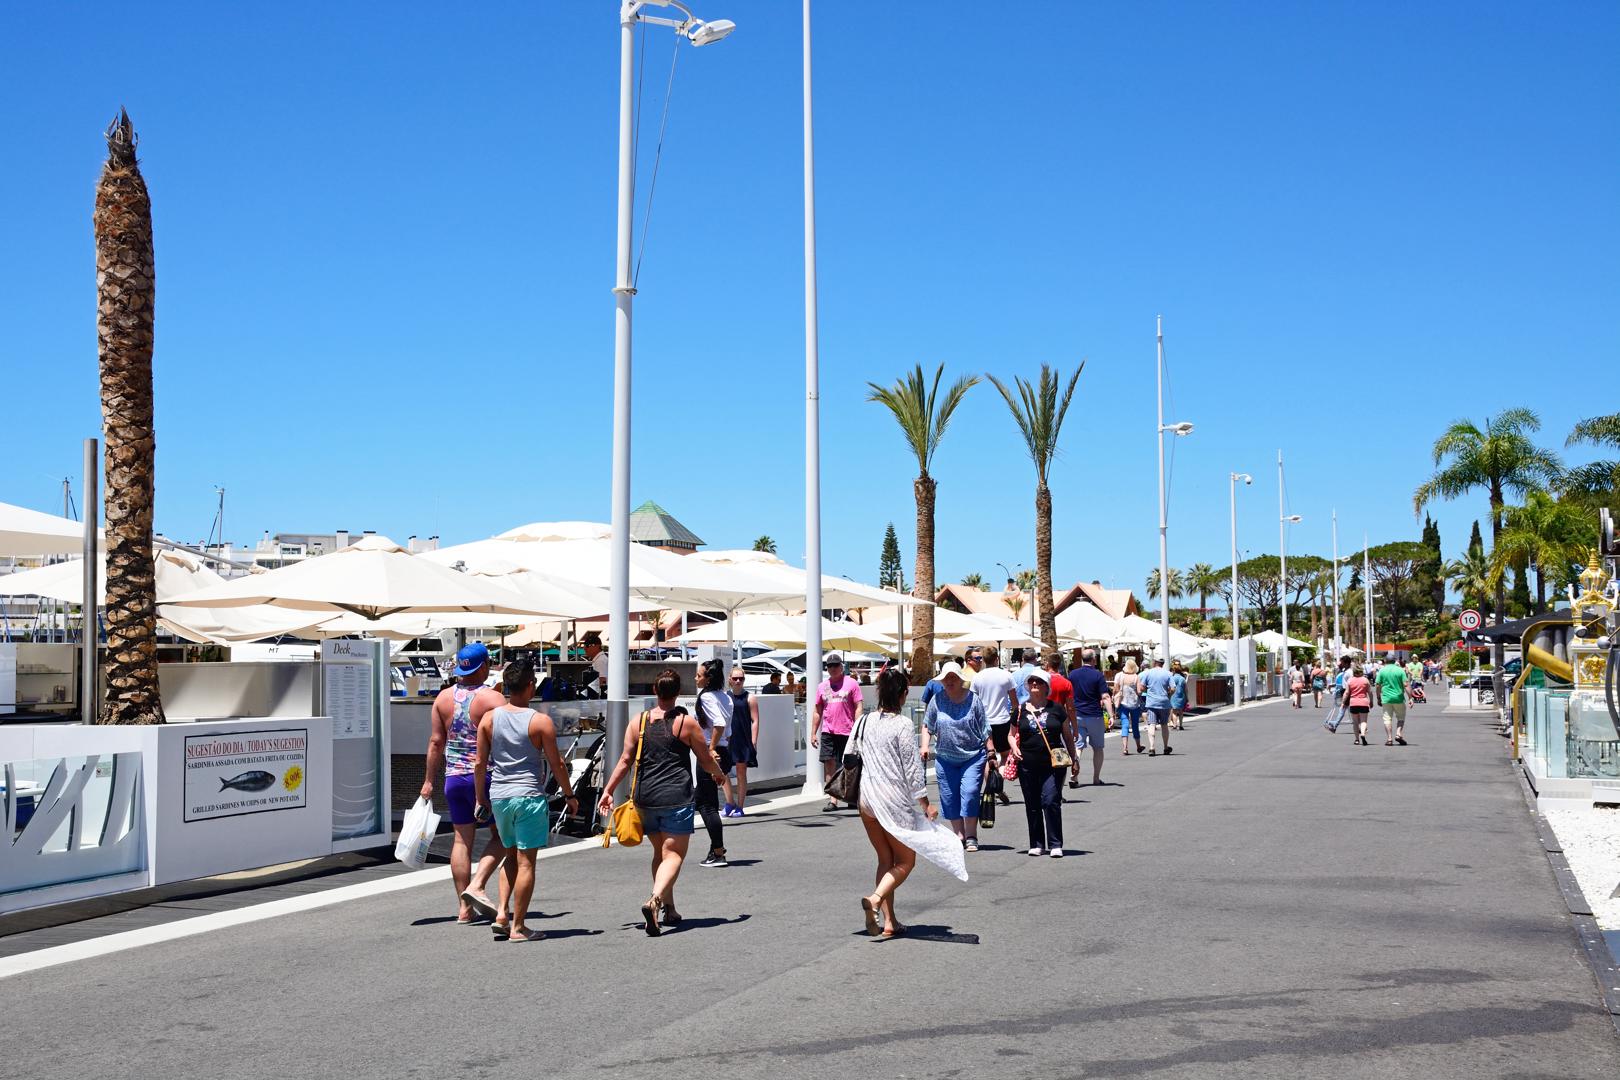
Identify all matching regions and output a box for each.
[1075,713,1106,748]
[638,802,696,836]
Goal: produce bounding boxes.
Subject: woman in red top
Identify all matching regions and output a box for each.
[1343,664,1374,746]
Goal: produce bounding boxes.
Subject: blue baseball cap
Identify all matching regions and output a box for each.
[452,642,490,677]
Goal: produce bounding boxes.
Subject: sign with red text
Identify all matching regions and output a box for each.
[183,728,308,822]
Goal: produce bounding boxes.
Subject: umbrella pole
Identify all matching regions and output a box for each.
[726,608,735,666]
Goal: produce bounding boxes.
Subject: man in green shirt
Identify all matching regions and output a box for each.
[1375,661,1409,745]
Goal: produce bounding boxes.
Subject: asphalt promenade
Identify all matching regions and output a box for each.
[3,696,1617,1079]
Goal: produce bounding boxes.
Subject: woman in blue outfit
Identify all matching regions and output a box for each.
[1112,657,1144,755]
[1169,660,1189,730]
[919,661,991,853]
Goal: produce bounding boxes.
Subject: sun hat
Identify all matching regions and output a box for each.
[1025,668,1050,688]
[453,642,490,677]
[937,661,965,682]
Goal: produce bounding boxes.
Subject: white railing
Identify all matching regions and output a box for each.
[2,749,146,904]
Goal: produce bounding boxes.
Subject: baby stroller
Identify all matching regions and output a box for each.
[549,714,607,838]
[1407,680,1427,705]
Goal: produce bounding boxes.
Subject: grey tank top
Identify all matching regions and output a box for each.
[488,706,550,800]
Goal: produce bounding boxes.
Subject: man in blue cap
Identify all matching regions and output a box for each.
[421,643,512,930]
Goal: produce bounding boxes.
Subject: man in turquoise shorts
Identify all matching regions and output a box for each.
[475,659,578,942]
[1374,658,1409,746]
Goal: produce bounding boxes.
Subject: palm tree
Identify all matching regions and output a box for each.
[868,364,980,677]
[959,572,989,590]
[1413,409,1562,615]
[1489,492,1595,612]
[1564,412,1620,507]
[751,535,777,554]
[1446,548,1493,615]
[94,111,165,725]
[988,363,1083,653]
[1413,409,1561,706]
[1145,567,1184,603]
[1184,563,1223,618]
[1014,568,1037,593]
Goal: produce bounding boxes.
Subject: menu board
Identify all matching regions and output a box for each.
[322,640,375,739]
[184,728,308,822]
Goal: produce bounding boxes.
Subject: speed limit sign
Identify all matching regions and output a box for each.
[1459,609,1482,631]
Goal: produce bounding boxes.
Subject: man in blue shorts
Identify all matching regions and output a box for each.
[1139,657,1176,756]
[1066,648,1114,785]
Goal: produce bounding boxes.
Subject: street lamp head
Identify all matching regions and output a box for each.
[1167,421,1194,436]
[1233,472,1253,485]
[1283,514,1302,523]
[686,17,735,45]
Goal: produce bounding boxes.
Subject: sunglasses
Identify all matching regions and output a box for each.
[729,675,744,683]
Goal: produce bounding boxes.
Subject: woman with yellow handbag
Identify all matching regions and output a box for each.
[597,669,732,937]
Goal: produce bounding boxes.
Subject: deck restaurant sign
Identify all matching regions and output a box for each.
[183,728,309,822]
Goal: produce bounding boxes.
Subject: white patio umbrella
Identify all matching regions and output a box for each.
[1054,602,1120,644]
[691,549,930,612]
[1246,629,1313,652]
[0,500,94,557]
[0,546,223,605]
[162,534,554,621]
[494,521,613,542]
[675,613,896,653]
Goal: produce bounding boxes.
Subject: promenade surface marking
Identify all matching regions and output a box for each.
[3,697,1615,1079]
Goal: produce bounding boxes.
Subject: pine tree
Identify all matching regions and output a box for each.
[1464,520,1486,611]
[1509,556,1532,618]
[879,523,906,591]
[1419,514,1445,619]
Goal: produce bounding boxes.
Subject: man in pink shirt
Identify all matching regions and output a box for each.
[812,652,866,811]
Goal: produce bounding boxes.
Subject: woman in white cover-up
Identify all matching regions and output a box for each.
[855,667,968,938]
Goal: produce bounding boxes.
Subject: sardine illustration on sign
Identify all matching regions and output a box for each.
[219,771,277,792]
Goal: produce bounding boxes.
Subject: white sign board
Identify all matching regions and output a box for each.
[183,728,309,822]
[322,640,375,739]
[1459,609,1482,632]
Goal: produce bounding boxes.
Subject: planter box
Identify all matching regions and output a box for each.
[1193,676,1231,707]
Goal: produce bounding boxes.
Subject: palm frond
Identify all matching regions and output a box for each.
[865,363,981,476]
[1568,412,1620,449]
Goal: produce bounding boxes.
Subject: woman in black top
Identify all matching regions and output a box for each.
[1011,670,1073,858]
[598,669,732,936]
[726,665,760,815]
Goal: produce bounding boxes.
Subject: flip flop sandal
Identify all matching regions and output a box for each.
[880,925,906,939]
[461,889,498,919]
[640,900,663,937]
[509,928,544,942]
[491,922,510,941]
[1385,740,1395,746]
[661,907,683,928]
[1395,737,1408,745]
[860,896,882,937]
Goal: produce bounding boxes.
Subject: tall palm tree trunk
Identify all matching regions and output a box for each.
[94,111,165,725]
[911,475,936,679]
[1035,484,1057,653]
[1489,485,1506,713]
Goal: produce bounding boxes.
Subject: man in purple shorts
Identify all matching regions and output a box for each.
[422,643,511,924]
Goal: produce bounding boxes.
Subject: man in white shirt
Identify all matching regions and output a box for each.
[972,646,1018,805]
[581,632,609,697]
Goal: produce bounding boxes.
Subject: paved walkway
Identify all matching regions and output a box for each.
[2,698,1616,1079]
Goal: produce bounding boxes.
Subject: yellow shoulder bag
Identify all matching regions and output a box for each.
[603,711,648,847]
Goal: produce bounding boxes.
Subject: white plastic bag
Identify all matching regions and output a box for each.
[395,796,441,869]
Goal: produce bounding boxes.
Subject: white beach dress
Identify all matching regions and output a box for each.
[854,710,968,882]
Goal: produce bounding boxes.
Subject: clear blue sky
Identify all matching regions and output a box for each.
[4,2,1617,596]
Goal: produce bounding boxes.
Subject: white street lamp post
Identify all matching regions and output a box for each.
[607,0,735,788]
[1155,316,1194,663]
[1331,510,1341,659]
[1229,472,1251,705]
[801,0,825,796]
[1277,449,1301,692]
